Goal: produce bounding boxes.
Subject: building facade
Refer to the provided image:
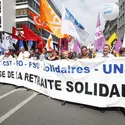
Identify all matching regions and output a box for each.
[104,1,125,41]
[0,0,60,49]
[0,0,15,33]
[16,0,59,48]
[117,0,125,41]
[103,19,118,40]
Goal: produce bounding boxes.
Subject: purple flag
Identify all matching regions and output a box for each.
[73,40,81,53]
[94,13,106,51]
[115,39,122,53]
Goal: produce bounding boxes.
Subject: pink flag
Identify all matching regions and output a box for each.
[115,39,122,53]
[73,40,81,53]
[94,13,106,51]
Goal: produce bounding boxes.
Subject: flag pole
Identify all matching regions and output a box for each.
[110,39,117,54]
[59,38,62,59]
[110,44,115,54]
[36,28,43,49]
[37,29,42,37]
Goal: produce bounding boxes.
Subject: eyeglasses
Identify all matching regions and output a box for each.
[82,50,87,52]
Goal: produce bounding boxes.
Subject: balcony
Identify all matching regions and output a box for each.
[16,0,28,5]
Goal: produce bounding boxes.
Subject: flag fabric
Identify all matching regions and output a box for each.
[46,34,54,50]
[19,40,24,49]
[73,40,81,53]
[106,32,118,50]
[2,33,17,50]
[94,13,106,51]
[22,24,43,41]
[40,0,66,38]
[58,38,69,53]
[115,38,122,53]
[28,40,34,51]
[37,40,46,53]
[122,32,125,47]
[61,5,89,45]
[28,40,33,48]
[0,48,4,55]
[28,10,51,32]
[12,27,25,40]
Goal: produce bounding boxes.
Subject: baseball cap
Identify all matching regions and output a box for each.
[5,50,10,55]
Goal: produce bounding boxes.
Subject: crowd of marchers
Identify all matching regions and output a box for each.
[0,44,125,61]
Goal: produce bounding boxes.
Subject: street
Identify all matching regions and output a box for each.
[0,83,125,125]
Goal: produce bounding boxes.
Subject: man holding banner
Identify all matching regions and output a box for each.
[18,46,30,60]
[96,44,114,58]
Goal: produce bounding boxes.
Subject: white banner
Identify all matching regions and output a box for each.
[0,58,125,108]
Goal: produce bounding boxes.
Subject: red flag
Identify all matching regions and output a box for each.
[59,38,68,53]
[37,40,46,53]
[22,24,43,41]
[12,27,25,40]
[28,10,51,32]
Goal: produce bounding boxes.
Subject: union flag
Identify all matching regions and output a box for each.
[28,10,51,32]
[12,27,25,40]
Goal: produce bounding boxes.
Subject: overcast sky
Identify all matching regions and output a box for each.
[53,0,118,42]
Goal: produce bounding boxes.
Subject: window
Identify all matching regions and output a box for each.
[42,29,50,38]
[120,17,122,25]
[123,14,124,23]
[16,8,28,17]
[28,0,40,13]
[16,22,22,29]
[0,2,1,13]
[20,9,24,15]
[52,35,59,42]
[16,0,28,3]
[0,16,1,28]
[36,0,40,3]
[123,2,124,11]
[121,5,123,13]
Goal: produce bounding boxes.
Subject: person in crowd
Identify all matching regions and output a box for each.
[29,49,36,60]
[62,51,69,59]
[0,49,4,60]
[111,39,117,51]
[87,49,90,56]
[96,44,114,58]
[77,52,82,59]
[47,49,58,61]
[18,46,30,59]
[34,48,40,60]
[112,49,119,57]
[39,48,48,60]
[54,51,59,59]
[11,50,18,59]
[119,47,125,57]
[91,48,96,58]
[80,46,89,58]
[16,51,20,57]
[3,50,13,60]
[68,51,75,59]
[87,49,93,58]
[61,50,69,106]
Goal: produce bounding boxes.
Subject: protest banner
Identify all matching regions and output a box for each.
[0,58,125,108]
